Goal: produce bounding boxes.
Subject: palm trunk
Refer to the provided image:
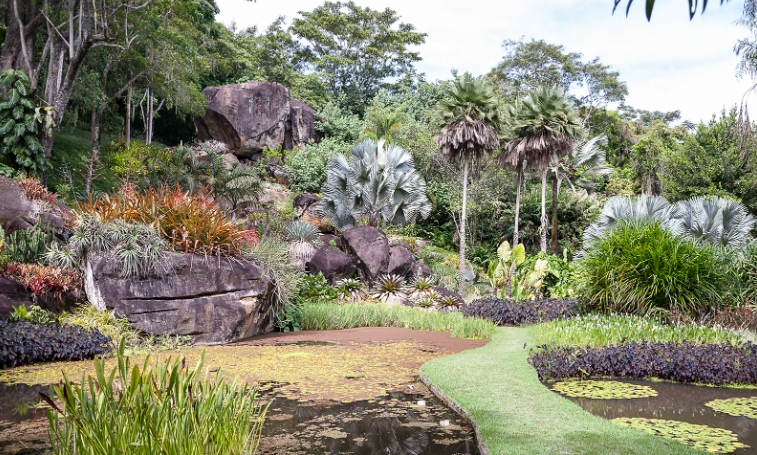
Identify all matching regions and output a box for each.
[550,174,560,255]
[124,85,132,148]
[507,163,523,298]
[540,168,548,253]
[458,159,469,296]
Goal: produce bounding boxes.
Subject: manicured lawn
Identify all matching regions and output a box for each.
[420,327,703,455]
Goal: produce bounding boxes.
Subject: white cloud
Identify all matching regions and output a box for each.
[215,0,756,123]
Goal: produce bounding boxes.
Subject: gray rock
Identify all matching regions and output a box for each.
[0,176,68,237]
[193,82,317,158]
[0,277,32,319]
[318,233,342,249]
[410,261,433,279]
[342,226,389,281]
[306,245,356,284]
[86,253,275,344]
[388,244,414,277]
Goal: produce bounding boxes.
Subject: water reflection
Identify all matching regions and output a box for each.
[259,389,478,455]
[554,379,757,455]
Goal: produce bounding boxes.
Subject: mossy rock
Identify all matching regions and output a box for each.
[552,380,658,399]
[613,418,748,453]
[706,397,757,420]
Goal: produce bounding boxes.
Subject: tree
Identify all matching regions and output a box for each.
[436,74,501,295]
[504,86,582,253]
[665,107,757,212]
[291,1,426,115]
[614,0,728,21]
[319,139,431,229]
[489,38,627,116]
[630,121,683,195]
[548,134,613,253]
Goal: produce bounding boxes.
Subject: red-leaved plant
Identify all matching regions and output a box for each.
[2,262,83,304]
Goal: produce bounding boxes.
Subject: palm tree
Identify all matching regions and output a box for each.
[319,139,431,229]
[436,73,501,295]
[505,86,581,253]
[548,134,613,253]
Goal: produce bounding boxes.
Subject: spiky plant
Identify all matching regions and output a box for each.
[406,276,437,300]
[436,73,501,295]
[335,278,367,303]
[415,296,436,310]
[285,221,320,271]
[371,274,408,305]
[319,140,432,230]
[436,294,463,312]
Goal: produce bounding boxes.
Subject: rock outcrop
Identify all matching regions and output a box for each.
[85,253,275,344]
[0,176,69,236]
[342,226,390,281]
[409,261,433,279]
[194,82,318,159]
[0,277,32,319]
[306,245,356,284]
[388,244,414,277]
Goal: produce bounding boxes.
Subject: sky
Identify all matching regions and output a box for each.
[215,0,756,124]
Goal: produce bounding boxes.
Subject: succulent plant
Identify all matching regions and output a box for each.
[436,294,463,311]
[285,221,320,271]
[372,274,407,305]
[335,278,367,303]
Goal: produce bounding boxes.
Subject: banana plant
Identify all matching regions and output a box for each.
[486,240,525,297]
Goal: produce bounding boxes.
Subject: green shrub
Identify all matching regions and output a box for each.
[45,341,267,455]
[299,302,497,339]
[579,220,732,316]
[284,138,345,193]
[8,305,58,325]
[244,239,302,318]
[5,223,54,264]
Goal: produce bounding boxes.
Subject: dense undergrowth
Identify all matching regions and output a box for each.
[464,296,585,325]
[0,321,111,368]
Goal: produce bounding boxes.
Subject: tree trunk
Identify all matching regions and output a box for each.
[85,107,101,194]
[540,168,548,253]
[551,174,560,255]
[507,163,523,298]
[146,88,152,145]
[125,85,132,148]
[458,158,469,296]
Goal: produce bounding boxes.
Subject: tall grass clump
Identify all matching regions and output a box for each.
[299,302,496,339]
[537,314,741,347]
[580,220,731,316]
[44,341,267,455]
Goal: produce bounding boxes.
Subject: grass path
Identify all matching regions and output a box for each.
[419,327,703,455]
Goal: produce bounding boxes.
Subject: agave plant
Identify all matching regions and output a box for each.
[319,140,432,230]
[415,295,437,310]
[371,274,408,305]
[285,221,320,271]
[335,278,367,303]
[406,275,436,300]
[436,294,463,312]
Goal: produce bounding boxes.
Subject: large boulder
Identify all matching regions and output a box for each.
[0,176,69,236]
[306,245,356,284]
[193,82,317,159]
[388,244,413,277]
[410,261,433,280]
[342,226,389,281]
[85,253,275,344]
[0,277,32,319]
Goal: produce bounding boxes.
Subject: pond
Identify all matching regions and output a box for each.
[550,378,757,454]
[0,381,479,455]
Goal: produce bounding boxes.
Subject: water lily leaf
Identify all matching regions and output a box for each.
[552,380,657,399]
[614,418,748,453]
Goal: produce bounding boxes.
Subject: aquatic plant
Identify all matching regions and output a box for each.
[613,418,748,453]
[706,397,757,420]
[45,341,267,455]
[464,296,584,326]
[530,341,757,385]
[537,314,740,347]
[552,380,657,399]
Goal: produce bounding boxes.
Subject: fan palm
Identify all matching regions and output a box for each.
[548,134,613,253]
[670,196,756,249]
[363,108,406,153]
[435,73,501,295]
[319,140,431,229]
[504,86,581,253]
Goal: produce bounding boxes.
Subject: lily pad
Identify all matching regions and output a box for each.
[706,397,757,420]
[552,380,658,399]
[613,418,749,453]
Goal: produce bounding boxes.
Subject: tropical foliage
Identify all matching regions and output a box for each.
[319,139,431,229]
